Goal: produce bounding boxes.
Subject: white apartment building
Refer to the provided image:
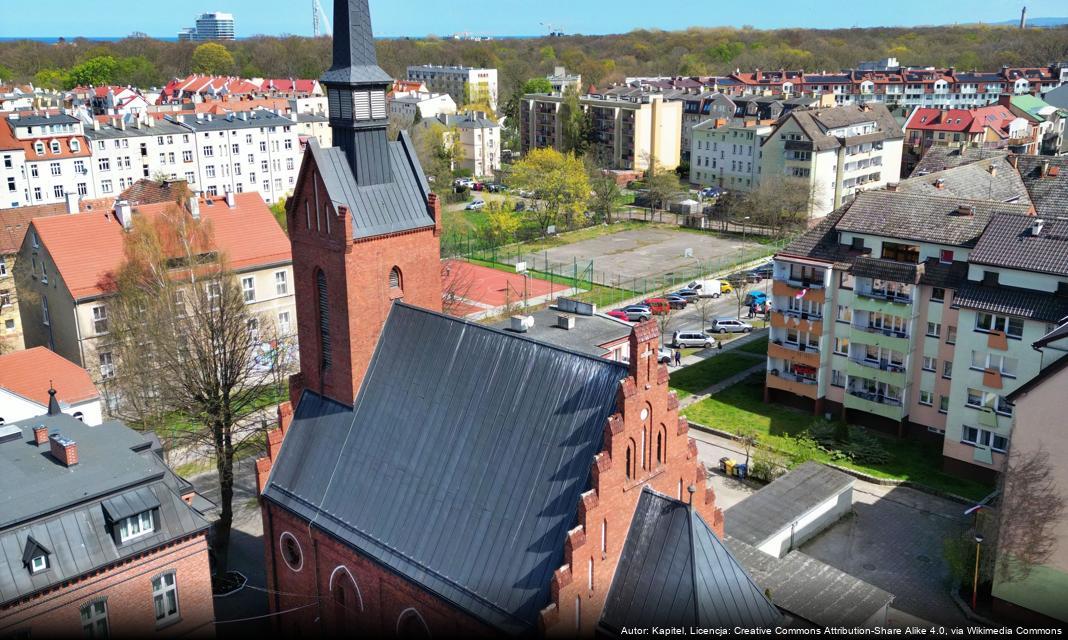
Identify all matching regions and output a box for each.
[761,104,904,217]
[407,65,499,111]
[84,117,195,200]
[389,91,457,125]
[547,67,583,94]
[437,111,501,178]
[690,120,772,192]
[179,12,236,40]
[0,113,94,209]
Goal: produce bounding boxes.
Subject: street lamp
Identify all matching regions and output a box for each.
[742,216,751,240]
[972,533,985,612]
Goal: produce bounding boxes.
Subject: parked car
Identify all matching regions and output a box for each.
[465,200,485,210]
[708,318,754,334]
[700,186,725,199]
[672,330,717,349]
[748,262,774,282]
[689,279,731,298]
[472,182,485,191]
[606,309,629,322]
[665,294,688,309]
[744,291,768,307]
[658,347,673,364]
[643,298,671,315]
[487,183,506,193]
[673,288,699,302]
[621,305,653,322]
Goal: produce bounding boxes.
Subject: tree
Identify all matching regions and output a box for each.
[522,77,553,95]
[559,86,591,156]
[995,449,1066,584]
[727,273,753,320]
[0,64,12,83]
[412,121,464,191]
[737,428,760,468]
[483,199,521,246]
[692,294,716,331]
[33,69,68,90]
[509,148,590,232]
[67,56,118,88]
[721,175,817,238]
[587,162,622,225]
[192,43,235,75]
[269,198,287,234]
[655,307,675,348]
[643,159,683,216]
[113,55,160,89]
[441,260,476,317]
[102,188,280,574]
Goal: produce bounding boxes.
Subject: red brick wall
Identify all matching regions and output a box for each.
[260,503,495,637]
[286,155,443,408]
[541,323,723,637]
[0,534,214,638]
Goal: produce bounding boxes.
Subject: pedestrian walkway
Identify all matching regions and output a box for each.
[667,328,768,409]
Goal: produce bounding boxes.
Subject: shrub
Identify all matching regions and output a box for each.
[750,448,789,483]
[841,427,891,465]
[808,419,838,448]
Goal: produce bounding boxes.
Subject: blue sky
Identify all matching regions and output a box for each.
[0,0,1060,38]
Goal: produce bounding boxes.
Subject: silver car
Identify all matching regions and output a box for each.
[709,318,754,334]
[672,330,716,348]
[622,305,652,322]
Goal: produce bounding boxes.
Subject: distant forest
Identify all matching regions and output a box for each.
[1,24,1067,104]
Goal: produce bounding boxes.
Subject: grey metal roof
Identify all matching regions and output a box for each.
[321,0,392,85]
[173,109,295,132]
[9,114,80,127]
[835,191,1032,248]
[850,257,920,284]
[600,488,782,634]
[1016,155,1068,219]
[492,308,631,358]
[101,486,161,522]
[953,283,1068,323]
[969,213,1068,277]
[725,462,854,548]
[911,146,1008,176]
[262,303,629,634]
[896,156,1032,205]
[303,134,434,239]
[0,414,209,606]
[727,541,894,627]
[83,119,190,141]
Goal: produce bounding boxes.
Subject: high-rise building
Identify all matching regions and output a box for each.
[178,12,235,41]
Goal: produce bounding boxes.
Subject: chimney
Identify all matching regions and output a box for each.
[886,182,898,192]
[49,433,78,467]
[65,191,80,214]
[188,194,201,219]
[1009,154,1018,169]
[935,178,946,189]
[115,200,133,230]
[988,164,998,177]
[956,204,976,217]
[33,425,48,445]
[1041,160,1050,177]
[225,189,236,208]
[1032,219,1045,236]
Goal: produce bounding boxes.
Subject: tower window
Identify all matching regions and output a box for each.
[389,267,402,291]
[317,270,332,369]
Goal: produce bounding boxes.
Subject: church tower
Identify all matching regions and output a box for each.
[285,0,443,408]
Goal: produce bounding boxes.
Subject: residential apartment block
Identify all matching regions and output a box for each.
[690,119,772,192]
[759,103,903,217]
[179,11,236,40]
[437,111,501,178]
[764,153,1068,480]
[903,104,1036,172]
[546,66,582,94]
[17,192,296,397]
[0,114,92,209]
[520,90,682,172]
[0,406,214,637]
[388,89,457,125]
[406,65,499,111]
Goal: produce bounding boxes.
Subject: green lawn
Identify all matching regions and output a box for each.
[737,336,770,355]
[682,376,995,501]
[669,352,764,399]
[135,385,287,437]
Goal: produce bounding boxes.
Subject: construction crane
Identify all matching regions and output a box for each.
[313,0,332,37]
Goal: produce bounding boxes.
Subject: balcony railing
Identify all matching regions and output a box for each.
[853,323,909,339]
[856,289,912,304]
[774,340,820,354]
[784,277,825,290]
[780,309,823,321]
[846,390,903,407]
[769,369,817,385]
[850,358,906,373]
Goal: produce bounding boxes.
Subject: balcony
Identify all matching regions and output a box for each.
[770,309,823,336]
[849,325,911,354]
[844,390,906,421]
[855,289,912,305]
[766,369,820,399]
[772,280,827,304]
[852,293,913,316]
[846,359,907,386]
[769,341,821,368]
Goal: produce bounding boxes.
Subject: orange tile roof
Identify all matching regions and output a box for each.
[0,117,91,160]
[0,198,116,255]
[0,347,99,406]
[31,192,292,301]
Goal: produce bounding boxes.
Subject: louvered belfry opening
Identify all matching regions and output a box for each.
[317,270,332,370]
[322,0,394,186]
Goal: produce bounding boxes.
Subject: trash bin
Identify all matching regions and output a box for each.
[724,459,736,477]
[736,463,748,479]
[719,457,730,473]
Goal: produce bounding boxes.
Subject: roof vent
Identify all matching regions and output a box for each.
[510,315,534,333]
[934,178,946,189]
[557,315,576,330]
[956,204,976,217]
[988,165,998,177]
[1032,219,1045,236]
[0,425,21,445]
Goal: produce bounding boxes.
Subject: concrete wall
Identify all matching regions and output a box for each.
[757,487,853,559]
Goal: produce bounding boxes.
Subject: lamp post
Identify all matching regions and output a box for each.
[972,533,985,611]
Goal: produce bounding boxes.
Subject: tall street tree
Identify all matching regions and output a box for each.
[510,147,590,232]
[191,43,235,75]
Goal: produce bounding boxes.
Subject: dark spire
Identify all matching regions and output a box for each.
[47,385,61,417]
[321,0,392,85]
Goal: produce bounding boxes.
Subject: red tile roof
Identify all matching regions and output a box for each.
[0,347,99,406]
[0,116,91,159]
[31,192,291,300]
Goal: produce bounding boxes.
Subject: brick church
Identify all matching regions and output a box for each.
[255,1,781,636]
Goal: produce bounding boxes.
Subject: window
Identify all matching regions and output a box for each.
[29,553,48,574]
[975,312,1024,338]
[206,165,216,179]
[831,369,846,387]
[99,352,115,379]
[98,157,110,172]
[41,296,50,325]
[33,187,42,201]
[152,572,180,625]
[940,249,954,264]
[80,600,109,638]
[53,185,64,199]
[317,271,332,368]
[926,322,941,338]
[992,433,1009,453]
[946,325,957,344]
[241,277,256,303]
[280,532,302,571]
[278,311,291,335]
[78,182,88,196]
[6,177,13,192]
[118,511,154,542]
[31,164,38,178]
[389,267,402,291]
[837,305,852,323]
[207,282,222,308]
[966,388,1013,416]
[92,306,108,335]
[275,271,288,296]
[101,180,112,194]
[50,162,61,176]
[921,356,935,371]
[962,426,979,445]
[202,145,213,157]
[943,361,953,379]
[833,337,849,355]
[931,287,945,303]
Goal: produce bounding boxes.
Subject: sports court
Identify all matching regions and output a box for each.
[442,260,573,319]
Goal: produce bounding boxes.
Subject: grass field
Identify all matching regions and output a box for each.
[682,375,995,501]
[737,336,770,355]
[669,352,764,399]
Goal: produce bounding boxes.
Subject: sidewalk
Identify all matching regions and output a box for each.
[665,328,768,409]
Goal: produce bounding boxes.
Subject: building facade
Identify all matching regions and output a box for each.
[179,11,236,40]
[0,347,103,426]
[438,111,500,178]
[690,119,772,191]
[388,90,457,125]
[406,65,499,112]
[0,114,93,208]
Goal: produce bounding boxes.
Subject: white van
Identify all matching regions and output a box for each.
[688,279,731,298]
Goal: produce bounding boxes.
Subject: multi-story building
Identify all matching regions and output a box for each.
[406,65,498,111]
[68,86,150,118]
[0,113,93,208]
[991,320,1068,624]
[520,90,682,172]
[437,111,500,178]
[690,119,773,191]
[178,11,236,40]
[0,83,37,113]
[388,89,457,125]
[764,154,1068,479]
[760,104,904,217]
[546,66,582,94]
[84,116,195,199]
[0,403,214,637]
[17,192,296,392]
[0,346,103,425]
[156,75,322,105]
[903,104,1035,170]
[1002,94,1068,155]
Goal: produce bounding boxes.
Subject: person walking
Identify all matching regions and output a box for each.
[674,349,682,367]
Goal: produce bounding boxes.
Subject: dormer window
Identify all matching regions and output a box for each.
[118,511,155,542]
[22,536,50,575]
[70,139,80,153]
[30,554,47,573]
[50,140,60,154]
[34,142,45,156]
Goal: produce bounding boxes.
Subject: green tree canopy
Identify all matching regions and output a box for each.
[191,43,235,75]
[510,148,590,231]
[114,55,160,88]
[67,56,118,88]
[521,77,553,94]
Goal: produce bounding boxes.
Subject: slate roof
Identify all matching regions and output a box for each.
[778,204,851,265]
[303,135,435,240]
[954,283,1068,323]
[599,488,782,633]
[116,178,190,207]
[896,156,1032,205]
[911,146,1008,176]
[834,191,1032,248]
[918,258,969,290]
[969,213,1068,277]
[727,541,894,627]
[262,303,629,634]
[781,104,903,151]
[1015,155,1068,219]
[850,257,920,284]
[493,308,631,358]
[725,462,854,548]
[321,0,392,85]
[0,414,209,605]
